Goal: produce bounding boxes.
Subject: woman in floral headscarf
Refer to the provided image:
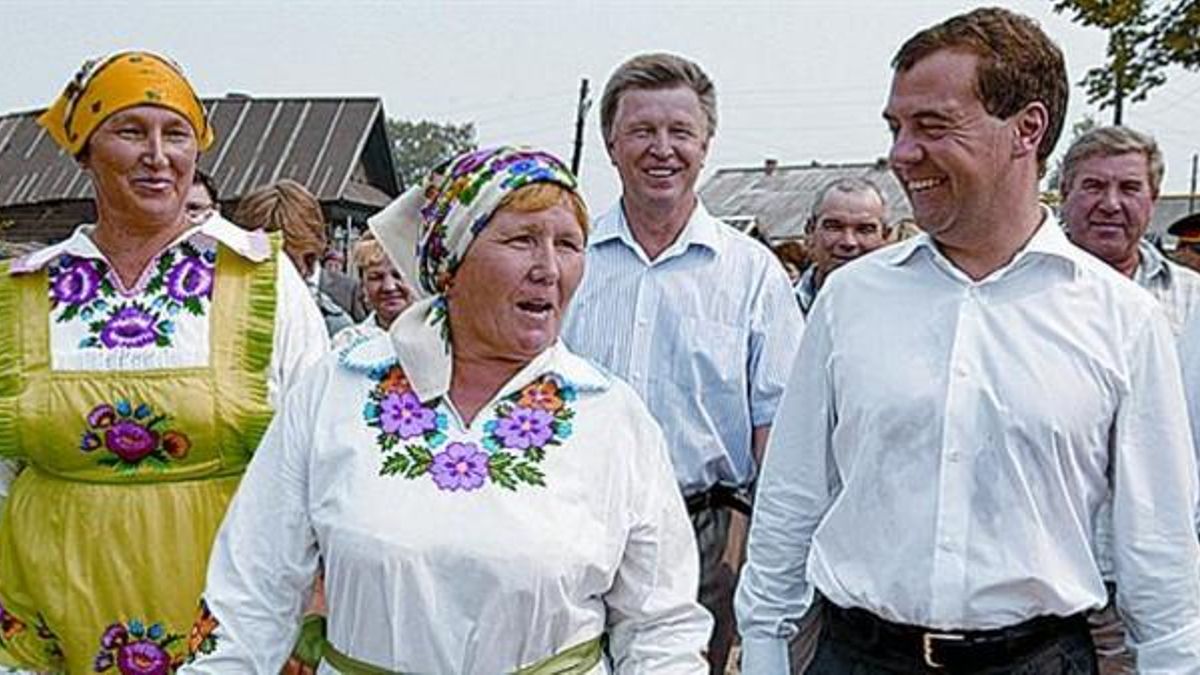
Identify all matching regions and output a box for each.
[182,147,712,674]
[0,51,328,672]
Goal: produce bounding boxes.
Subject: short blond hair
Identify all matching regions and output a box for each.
[352,235,389,275]
[600,52,717,143]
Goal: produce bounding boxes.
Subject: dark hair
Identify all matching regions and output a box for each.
[892,7,1068,173]
[192,169,218,204]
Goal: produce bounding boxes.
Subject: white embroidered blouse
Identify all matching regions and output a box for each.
[182,298,712,674]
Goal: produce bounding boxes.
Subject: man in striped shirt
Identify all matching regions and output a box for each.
[563,52,803,673]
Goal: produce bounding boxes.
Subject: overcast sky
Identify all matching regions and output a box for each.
[3,0,1198,209]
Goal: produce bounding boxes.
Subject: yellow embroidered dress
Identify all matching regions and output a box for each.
[0,216,327,673]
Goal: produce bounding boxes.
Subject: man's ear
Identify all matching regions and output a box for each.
[1011,101,1049,162]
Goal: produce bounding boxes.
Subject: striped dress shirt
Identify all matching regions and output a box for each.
[563,200,803,495]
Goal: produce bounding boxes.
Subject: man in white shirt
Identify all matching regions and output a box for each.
[563,52,802,673]
[1059,125,1200,674]
[1061,125,1200,337]
[736,7,1200,674]
[794,177,892,317]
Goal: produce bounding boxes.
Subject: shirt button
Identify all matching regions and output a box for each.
[947,450,960,462]
[637,316,649,326]
[954,364,968,377]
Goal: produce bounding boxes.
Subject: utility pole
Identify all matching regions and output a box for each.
[1190,153,1198,213]
[571,78,591,176]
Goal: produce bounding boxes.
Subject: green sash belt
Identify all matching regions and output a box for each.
[295,615,604,674]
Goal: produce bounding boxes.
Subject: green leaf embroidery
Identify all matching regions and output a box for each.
[513,461,546,487]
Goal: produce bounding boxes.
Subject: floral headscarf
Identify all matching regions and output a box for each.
[369,146,581,297]
[38,50,214,155]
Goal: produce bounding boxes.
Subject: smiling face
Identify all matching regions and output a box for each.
[809,188,889,279]
[607,85,709,214]
[362,256,414,328]
[883,50,1016,247]
[1061,152,1156,275]
[447,199,586,364]
[82,105,198,228]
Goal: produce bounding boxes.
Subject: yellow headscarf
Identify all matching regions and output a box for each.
[37,50,214,155]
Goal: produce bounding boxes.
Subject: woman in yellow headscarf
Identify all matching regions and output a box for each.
[0,51,328,672]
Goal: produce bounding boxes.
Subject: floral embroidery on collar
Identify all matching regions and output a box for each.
[366,364,576,492]
[81,400,191,472]
[49,239,216,350]
[92,618,185,673]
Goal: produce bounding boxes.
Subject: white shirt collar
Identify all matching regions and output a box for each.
[9,214,272,275]
[591,198,722,262]
[886,206,1081,280]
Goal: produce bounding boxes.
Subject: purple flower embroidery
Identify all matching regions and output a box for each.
[88,404,117,428]
[93,651,115,672]
[115,639,170,675]
[165,256,213,302]
[51,257,101,305]
[451,148,496,178]
[100,306,159,349]
[105,421,159,463]
[379,391,437,439]
[430,442,488,491]
[100,623,128,649]
[495,406,554,450]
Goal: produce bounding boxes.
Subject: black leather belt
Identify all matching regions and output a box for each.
[684,485,753,516]
[825,603,1089,669]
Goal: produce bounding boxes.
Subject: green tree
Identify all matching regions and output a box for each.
[1053,0,1200,124]
[1155,0,1200,68]
[385,119,477,189]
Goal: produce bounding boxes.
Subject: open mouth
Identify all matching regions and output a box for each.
[906,177,945,193]
[644,167,680,178]
[516,299,554,319]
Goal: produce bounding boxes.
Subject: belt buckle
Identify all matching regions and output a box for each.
[922,632,965,669]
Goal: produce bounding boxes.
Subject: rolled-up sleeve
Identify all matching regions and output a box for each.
[1111,308,1200,671]
[180,364,327,674]
[736,296,838,674]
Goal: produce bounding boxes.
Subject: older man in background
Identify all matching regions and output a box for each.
[794,177,892,316]
[1061,125,1200,336]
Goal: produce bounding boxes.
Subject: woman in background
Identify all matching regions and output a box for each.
[330,234,416,351]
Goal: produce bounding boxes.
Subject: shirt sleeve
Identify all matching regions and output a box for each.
[179,362,328,674]
[1179,312,1200,538]
[604,407,712,674]
[1110,307,1200,671]
[267,253,330,407]
[748,261,805,428]
[736,294,837,675]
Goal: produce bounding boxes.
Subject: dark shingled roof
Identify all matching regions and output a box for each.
[0,96,399,209]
